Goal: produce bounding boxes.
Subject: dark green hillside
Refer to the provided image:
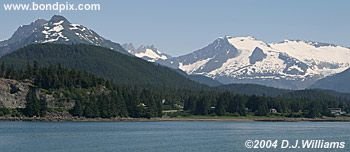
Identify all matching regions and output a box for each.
[217,83,291,97]
[217,83,350,100]
[0,62,163,118]
[0,43,204,89]
[187,74,222,87]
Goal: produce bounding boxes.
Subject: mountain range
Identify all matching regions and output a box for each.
[156,36,350,90]
[1,15,349,92]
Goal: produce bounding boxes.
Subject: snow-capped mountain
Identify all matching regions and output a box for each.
[122,43,170,62]
[0,15,126,57]
[164,36,350,89]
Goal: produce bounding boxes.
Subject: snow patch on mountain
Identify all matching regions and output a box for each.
[179,58,212,74]
[226,36,270,51]
[271,40,350,64]
[52,20,64,26]
[122,43,170,62]
[135,49,168,61]
[41,20,69,43]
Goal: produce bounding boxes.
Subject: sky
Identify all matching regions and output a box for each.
[0,0,349,56]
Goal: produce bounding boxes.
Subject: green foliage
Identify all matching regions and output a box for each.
[24,87,47,117]
[0,43,204,90]
[255,100,268,116]
[306,101,322,118]
[70,100,83,117]
[217,83,291,97]
[183,90,350,118]
[0,108,10,116]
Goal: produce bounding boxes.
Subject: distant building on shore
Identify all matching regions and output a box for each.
[328,108,346,116]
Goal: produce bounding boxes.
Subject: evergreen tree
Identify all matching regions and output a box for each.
[195,96,210,115]
[255,99,268,116]
[71,100,83,117]
[39,98,48,117]
[215,99,226,116]
[24,87,41,117]
[84,100,99,118]
[0,62,5,77]
[306,101,322,118]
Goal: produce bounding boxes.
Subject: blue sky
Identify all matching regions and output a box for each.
[0,0,349,56]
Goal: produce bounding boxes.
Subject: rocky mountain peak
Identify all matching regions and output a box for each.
[32,19,48,26]
[49,15,71,25]
[122,43,170,62]
[0,15,127,56]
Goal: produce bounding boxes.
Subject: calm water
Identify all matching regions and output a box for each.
[0,121,349,152]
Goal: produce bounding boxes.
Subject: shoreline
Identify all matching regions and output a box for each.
[1,116,350,122]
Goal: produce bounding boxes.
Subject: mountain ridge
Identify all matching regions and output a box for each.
[122,43,170,62]
[0,15,127,57]
[159,36,350,89]
[310,68,350,93]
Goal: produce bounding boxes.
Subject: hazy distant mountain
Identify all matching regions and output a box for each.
[162,36,350,89]
[0,15,127,56]
[310,68,350,93]
[122,43,170,62]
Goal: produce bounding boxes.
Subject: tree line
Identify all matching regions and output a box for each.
[183,90,350,118]
[0,62,162,118]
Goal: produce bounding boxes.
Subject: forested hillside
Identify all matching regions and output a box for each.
[0,62,166,118]
[0,44,205,90]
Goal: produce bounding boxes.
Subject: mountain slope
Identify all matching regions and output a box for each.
[217,83,291,97]
[122,43,170,62]
[187,74,222,87]
[162,36,350,89]
[218,82,350,100]
[0,43,205,89]
[0,15,127,57]
[310,68,350,93]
